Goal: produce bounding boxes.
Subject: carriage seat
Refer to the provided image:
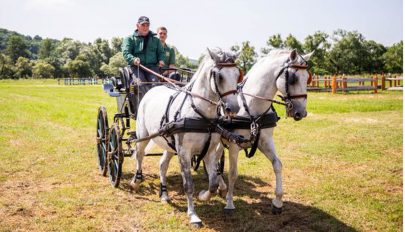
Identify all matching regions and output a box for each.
[117,66,133,91]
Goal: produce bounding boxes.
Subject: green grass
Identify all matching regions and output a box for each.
[0,79,402,231]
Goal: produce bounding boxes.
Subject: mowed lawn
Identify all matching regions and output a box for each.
[0,79,402,232]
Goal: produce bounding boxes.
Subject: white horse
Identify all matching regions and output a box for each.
[160,49,313,215]
[203,49,314,213]
[131,48,241,227]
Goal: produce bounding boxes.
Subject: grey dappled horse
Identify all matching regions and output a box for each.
[131,48,241,226]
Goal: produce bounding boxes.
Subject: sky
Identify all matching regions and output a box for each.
[0,0,403,59]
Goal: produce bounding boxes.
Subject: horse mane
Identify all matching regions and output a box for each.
[267,49,292,58]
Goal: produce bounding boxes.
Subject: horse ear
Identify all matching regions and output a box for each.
[207,47,219,62]
[289,49,297,61]
[233,51,240,60]
[302,50,315,61]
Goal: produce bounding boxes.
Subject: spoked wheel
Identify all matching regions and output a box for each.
[107,123,123,187]
[96,106,109,176]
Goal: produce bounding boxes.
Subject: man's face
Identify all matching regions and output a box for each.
[158,29,167,42]
[137,23,150,36]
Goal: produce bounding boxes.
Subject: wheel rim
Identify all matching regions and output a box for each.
[97,111,106,170]
[108,125,122,187]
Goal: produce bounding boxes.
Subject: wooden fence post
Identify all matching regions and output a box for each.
[342,76,347,92]
[332,75,337,94]
[373,74,378,94]
[381,72,385,91]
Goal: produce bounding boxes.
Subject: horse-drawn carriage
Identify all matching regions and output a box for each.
[96,65,197,187]
[95,48,313,226]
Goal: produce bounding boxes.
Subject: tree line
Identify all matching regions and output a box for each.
[232,30,402,75]
[0,28,196,79]
[0,28,402,79]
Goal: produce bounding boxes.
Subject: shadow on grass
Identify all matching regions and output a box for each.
[119,170,356,232]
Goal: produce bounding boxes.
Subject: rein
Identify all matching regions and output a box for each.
[139,64,218,105]
[139,63,239,106]
[234,56,311,157]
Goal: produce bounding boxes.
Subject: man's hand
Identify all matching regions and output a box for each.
[133,58,140,66]
[158,60,165,67]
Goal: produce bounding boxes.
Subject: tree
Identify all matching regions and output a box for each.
[77,46,101,76]
[231,41,257,73]
[303,31,331,74]
[38,38,55,59]
[15,57,32,78]
[32,60,55,78]
[5,35,31,62]
[55,38,82,64]
[363,40,386,73]
[262,34,284,55]
[66,58,93,78]
[108,52,127,75]
[0,53,15,79]
[173,46,198,69]
[111,37,123,54]
[93,38,112,64]
[383,41,403,73]
[100,52,127,76]
[284,34,303,53]
[329,29,368,74]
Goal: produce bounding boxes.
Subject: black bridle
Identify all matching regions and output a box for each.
[234,56,311,155]
[210,63,240,98]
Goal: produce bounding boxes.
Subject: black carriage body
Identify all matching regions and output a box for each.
[98,65,192,187]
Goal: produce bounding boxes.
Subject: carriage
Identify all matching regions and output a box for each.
[95,49,313,226]
[96,65,221,187]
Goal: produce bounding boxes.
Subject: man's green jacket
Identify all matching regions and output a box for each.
[122,30,165,66]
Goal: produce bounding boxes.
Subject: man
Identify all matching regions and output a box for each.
[157,26,181,81]
[122,16,166,83]
[121,16,166,116]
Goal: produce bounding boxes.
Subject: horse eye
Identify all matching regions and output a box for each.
[288,73,298,85]
[218,73,223,81]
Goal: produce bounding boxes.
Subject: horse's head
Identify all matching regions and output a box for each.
[205,48,242,117]
[276,49,314,121]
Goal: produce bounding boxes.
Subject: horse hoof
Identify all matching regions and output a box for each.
[129,181,140,191]
[218,188,228,198]
[198,190,211,201]
[191,221,203,228]
[271,204,282,215]
[223,208,235,215]
[161,196,171,203]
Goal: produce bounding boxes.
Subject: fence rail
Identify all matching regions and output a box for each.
[308,73,403,93]
[58,78,101,85]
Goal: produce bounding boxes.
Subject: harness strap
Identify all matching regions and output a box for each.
[245,129,260,158]
[239,91,254,122]
[193,131,212,171]
[174,93,188,121]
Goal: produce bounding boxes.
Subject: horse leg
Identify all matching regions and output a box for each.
[216,144,228,198]
[178,150,202,227]
[258,129,283,214]
[130,140,148,191]
[198,143,226,201]
[224,144,239,212]
[159,150,175,202]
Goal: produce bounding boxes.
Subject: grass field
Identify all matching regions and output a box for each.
[0,79,402,231]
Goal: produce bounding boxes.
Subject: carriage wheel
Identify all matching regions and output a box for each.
[107,123,124,187]
[96,106,109,176]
